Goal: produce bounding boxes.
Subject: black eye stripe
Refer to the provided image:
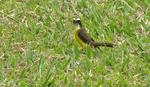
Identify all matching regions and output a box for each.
[76,20,80,22]
[74,20,81,23]
[73,20,80,23]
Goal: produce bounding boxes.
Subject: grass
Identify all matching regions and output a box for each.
[0,0,150,86]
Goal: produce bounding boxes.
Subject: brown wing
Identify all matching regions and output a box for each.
[77,28,94,44]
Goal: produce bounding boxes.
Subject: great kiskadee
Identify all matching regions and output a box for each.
[73,17,114,48]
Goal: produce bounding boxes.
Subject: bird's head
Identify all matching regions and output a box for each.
[73,18,82,26]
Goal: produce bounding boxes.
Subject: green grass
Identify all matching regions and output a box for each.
[0,0,150,86]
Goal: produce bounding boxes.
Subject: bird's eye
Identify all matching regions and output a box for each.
[76,20,80,23]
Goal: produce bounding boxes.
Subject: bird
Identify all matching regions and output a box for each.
[73,17,114,48]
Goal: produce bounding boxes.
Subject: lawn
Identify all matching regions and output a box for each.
[0,0,150,86]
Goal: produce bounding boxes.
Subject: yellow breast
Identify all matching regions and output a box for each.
[74,29,87,48]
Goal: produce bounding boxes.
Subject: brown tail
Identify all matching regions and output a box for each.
[92,42,114,48]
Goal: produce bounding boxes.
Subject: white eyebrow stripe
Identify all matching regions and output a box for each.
[73,18,80,21]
